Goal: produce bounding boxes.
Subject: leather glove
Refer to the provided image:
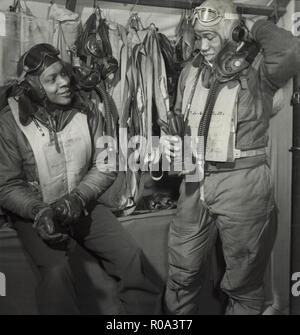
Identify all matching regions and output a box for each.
[52,190,86,226]
[33,207,70,248]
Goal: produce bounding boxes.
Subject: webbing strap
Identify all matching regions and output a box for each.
[152,33,169,123]
[145,33,154,150]
[119,26,128,114]
[233,148,267,159]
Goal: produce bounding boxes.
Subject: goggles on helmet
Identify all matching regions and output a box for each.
[192,7,223,26]
[22,43,60,74]
[192,6,239,27]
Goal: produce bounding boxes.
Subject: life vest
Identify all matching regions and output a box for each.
[8,97,92,204]
[182,66,266,163]
[182,66,239,162]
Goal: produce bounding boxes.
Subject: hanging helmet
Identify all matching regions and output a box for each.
[76,10,118,80]
[191,0,240,43]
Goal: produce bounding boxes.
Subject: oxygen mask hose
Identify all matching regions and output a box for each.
[198,78,221,152]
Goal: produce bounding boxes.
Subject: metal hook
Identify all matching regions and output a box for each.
[129,11,145,31]
[149,23,158,32]
[93,0,102,11]
[93,0,103,19]
[130,0,141,14]
[9,0,21,12]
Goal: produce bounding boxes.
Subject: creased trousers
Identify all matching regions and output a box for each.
[165,164,278,315]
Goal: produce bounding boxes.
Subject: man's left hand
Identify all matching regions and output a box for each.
[52,191,85,226]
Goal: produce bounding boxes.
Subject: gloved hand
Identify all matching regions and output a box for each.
[52,190,85,226]
[33,207,70,247]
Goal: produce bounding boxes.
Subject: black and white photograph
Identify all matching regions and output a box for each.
[0,0,299,322]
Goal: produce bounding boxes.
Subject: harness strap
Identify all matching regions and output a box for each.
[233,147,267,159]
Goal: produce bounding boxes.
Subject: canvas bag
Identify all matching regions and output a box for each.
[0,6,54,85]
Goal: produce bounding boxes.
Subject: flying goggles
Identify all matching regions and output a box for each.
[191,6,239,27]
[22,43,60,74]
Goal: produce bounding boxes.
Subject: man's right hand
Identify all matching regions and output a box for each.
[33,207,70,246]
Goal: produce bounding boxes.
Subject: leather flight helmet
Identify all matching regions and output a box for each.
[192,0,240,43]
[17,43,61,103]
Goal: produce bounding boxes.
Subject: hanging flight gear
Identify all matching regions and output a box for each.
[143,24,169,129]
[92,18,139,214]
[76,6,118,80]
[157,32,182,112]
[175,11,195,63]
[47,3,82,64]
[74,4,120,138]
[9,0,33,15]
[72,65,102,90]
[0,5,54,86]
[71,63,118,139]
[157,111,185,138]
[95,80,118,138]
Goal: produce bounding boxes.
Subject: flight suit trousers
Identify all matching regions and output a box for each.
[165,164,278,315]
[12,203,163,315]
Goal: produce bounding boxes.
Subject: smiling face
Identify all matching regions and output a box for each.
[194,25,223,63]
[39,61,72,105]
